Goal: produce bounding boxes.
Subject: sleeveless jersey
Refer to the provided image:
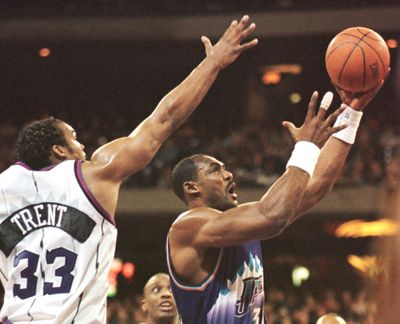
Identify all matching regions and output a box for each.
[0,160,117,323]
[167,236,266,324]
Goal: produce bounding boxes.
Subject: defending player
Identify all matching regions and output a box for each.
[0,16,258,323]
[167,86,383,323]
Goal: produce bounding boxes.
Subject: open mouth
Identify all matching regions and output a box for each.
[227,182,237,200]
[159,301,174,312]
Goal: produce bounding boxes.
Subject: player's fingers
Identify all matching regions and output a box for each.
[239,22,256,40]
[237,39,259,52]
[305,91,319,121]
[224,19,238,37]
[370,79,384,96]
[282,121,296,133]
[331,124,348,133]
[320,91,334,110]
[316,91,334,120]
[384,67,391,82]
[236,15,250,31]
[201,36,212,53]
[326,105,346,125]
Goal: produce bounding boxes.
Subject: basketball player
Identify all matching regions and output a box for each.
[0,16,258,323]
[167,85,384,323]
[141,273,180,324]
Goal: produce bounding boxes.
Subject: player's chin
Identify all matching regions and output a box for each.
[226,197,238,209]
[231,199,239,207]
[157,310,176,318]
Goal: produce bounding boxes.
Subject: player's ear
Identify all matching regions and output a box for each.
[140,299,148,313]
[51,144,68,160]
[184,181,200,197]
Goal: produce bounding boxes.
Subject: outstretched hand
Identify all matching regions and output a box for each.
[282,91,347,148]
[201,15,258,69]
[335,67,390,111]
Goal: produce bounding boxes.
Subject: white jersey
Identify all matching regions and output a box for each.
[0,160,117,323]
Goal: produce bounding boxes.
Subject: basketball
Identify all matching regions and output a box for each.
[325,27,390,93]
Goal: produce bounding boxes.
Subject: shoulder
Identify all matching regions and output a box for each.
[172,207,220,227]
[169,208,220,242]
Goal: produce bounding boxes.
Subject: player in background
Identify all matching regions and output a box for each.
[316,313,347,324]
[166,83,385,323]
[0,15,258,323]
[140,273,180,324]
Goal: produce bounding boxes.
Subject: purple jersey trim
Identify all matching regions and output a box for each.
[74,160,116,226]
[14,161,59,171]
[166,235,223,291]
[14,161,31,169]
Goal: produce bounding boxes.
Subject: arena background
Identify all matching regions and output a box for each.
[0,1,399,322]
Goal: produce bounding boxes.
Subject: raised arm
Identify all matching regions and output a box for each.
[171,92,346,248]
[90,15,258,182]
[292,82,386,219]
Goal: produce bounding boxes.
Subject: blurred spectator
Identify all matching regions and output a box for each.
[316,313,347,324]
[1,108,397,188]
[140,273,180,324]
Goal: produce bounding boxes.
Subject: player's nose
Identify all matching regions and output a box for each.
[223,170,233,181]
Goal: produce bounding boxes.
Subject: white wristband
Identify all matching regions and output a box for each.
[332,105,363,144]
[286,141,321,177]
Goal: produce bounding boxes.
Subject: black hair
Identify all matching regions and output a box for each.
[171,154,202,203]
[15,117,67,170]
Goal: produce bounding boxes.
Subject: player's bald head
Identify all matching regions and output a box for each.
[316,313,347,324]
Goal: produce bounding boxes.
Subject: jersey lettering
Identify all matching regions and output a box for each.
[13,248,77,299]
[235,276,263,316]
[0,203,96,257]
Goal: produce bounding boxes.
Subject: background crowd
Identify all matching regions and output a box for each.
[1,107,398,188]
[106,285,373,324]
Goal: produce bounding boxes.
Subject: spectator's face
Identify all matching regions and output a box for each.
[192,155,238,211]
[142,274,178,322]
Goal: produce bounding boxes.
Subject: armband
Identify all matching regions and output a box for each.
[286,141,321,177]
[332,105,363,144]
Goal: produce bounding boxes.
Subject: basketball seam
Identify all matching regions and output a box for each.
[330,31,371,92]
[335,29,388,77]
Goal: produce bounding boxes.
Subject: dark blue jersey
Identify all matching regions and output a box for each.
[167,238,266,323]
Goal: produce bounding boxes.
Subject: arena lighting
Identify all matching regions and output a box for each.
[107,258,136,297]
[261,63,302,85]
[261,64,303,75]
[334,219,398,238]
[262,71,281,85]
[347,255,385,279]
[289,92,301,104]
[386,39,398,49]
[38,47,51,57]
[292,265,310,287]
[121,262,135,279]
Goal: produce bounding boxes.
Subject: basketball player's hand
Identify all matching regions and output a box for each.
[335,67,390,111]
[201,15,258,69]
[282,91,347,148]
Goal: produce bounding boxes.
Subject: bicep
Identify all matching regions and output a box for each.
[90,117,165,182]
[178,204,283,248]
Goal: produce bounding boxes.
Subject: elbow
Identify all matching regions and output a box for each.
[311,179,334,202]
[259,206,290,238]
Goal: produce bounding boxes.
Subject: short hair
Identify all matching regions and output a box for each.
[15,117,67,170]
[171,155,201,203]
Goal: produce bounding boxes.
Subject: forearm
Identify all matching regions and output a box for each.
[257,167,310,236]
[148,57,222,140]
[292,137,351,220]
